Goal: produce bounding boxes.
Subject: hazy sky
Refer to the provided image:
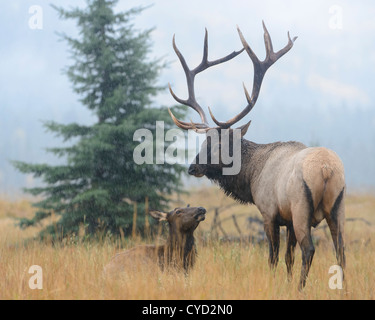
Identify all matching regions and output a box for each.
[1,0,375,195]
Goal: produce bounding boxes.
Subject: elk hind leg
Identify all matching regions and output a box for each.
[326,188,346,269]
[285,224,297,280]
[297,231,315,291]
[292,200,315,290]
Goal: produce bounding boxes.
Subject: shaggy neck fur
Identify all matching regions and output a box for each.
[210,139,258,204]
[207,139,305,204]
[161,230,196,271]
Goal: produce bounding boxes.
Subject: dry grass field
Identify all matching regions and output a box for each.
[0,187,374,300]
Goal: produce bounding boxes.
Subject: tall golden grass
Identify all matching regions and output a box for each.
[0,187,374,300]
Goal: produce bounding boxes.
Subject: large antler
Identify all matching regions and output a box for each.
[168,29,244,133]
[209,21,298,128]
[169,22,297,132]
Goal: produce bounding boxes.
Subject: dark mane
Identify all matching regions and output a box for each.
[206,139,258,204]
[210,175,254,205]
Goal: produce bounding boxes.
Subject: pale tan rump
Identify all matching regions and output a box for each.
[302,147,345,214]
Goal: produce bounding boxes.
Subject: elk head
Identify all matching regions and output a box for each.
[168,22,297,178]
[150,206,207,233]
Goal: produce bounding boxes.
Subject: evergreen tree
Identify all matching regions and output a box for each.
[13,0,186,240]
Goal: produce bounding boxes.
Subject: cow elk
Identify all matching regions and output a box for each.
[168,22,346,290]
[104,206,207,276]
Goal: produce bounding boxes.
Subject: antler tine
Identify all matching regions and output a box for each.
[209,22,297,129]
[262,21,274,62]
[202,28,209,65]
[168,108,211,133]
[170,35,208,125]
[169,29,245,133]
[262,21,297,67]
[274,31,298,61]
[195,28,245,73]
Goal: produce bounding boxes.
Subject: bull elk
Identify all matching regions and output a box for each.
[168,22,346,290]
[104,206,207,276]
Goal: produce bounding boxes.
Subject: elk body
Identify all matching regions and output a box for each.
[104,206,207,276]
[168,22,346,290]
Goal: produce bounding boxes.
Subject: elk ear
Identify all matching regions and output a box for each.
[149,210,168,221]
[237,120,251,137]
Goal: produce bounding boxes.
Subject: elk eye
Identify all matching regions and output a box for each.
[175,210,182,215]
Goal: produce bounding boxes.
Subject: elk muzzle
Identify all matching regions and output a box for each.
[188,164,205,177]
[194,207,206,221]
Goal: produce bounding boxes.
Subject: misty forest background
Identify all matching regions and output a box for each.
[10,1,192,239]
[1,1,375,239]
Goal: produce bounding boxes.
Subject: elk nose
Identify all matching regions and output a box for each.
[188,165,196,175]
[198,207,206,214]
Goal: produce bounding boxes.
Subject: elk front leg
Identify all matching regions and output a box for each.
[264,218,280,270]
